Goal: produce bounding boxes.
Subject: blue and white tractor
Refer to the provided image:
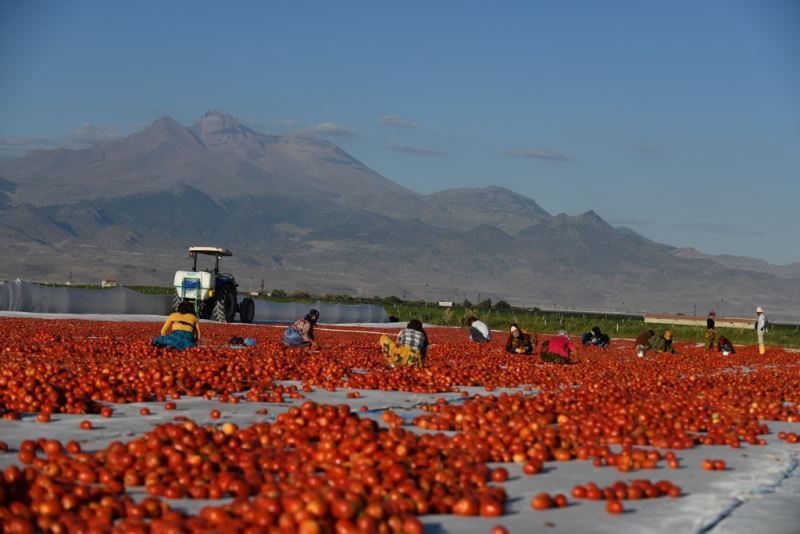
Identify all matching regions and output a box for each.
[173,246,255,323]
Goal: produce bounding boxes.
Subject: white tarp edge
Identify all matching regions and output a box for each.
[0,280,389,324]
[0,279,172,315]
[251,300,388,324]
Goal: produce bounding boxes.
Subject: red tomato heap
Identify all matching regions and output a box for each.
[0,317,798,531]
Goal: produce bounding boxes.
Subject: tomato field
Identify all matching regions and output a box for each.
[1,317,799,533]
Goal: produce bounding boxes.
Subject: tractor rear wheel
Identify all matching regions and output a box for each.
[239,297,255,323]
[212,287,237,323]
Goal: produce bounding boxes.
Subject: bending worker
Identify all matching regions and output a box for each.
[635,329,655,358]
[705,310,716,351]
[283,309,320,349]
[467,316,491,343]
[650,330,677,354]
[152,301,200,351]
[540,330,577,364]
[380,319,429,367]
[505,323,534,355]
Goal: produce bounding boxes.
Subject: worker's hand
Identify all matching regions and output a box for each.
[516,348,525,354]
[310,341,321,351]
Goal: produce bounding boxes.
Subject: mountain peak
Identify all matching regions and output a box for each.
[197,110,243,129]
[148,116,186,133]
[124,116,203,151]
[201,110,237,121]
[546,210,613,233]
[194,110,247,133]
[576,209,606,224]
[424,185,552,234]
[190,110,262,149]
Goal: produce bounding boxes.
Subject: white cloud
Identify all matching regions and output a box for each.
[386,144,447,157]
[502,148,571,161]
[380,115,417,128]
[64,123,122,144]
[304,122,358,138]
[0,123,122,159]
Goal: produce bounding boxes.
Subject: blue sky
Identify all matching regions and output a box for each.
[1,0,798,263]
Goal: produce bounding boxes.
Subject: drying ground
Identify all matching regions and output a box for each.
[0,317,799,533]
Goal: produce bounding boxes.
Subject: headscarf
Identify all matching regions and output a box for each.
[178,300,196,315]
[407,319,424,332]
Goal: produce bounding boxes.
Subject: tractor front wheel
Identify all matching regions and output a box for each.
[212,288,237,323]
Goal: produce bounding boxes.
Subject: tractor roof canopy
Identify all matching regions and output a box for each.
[188,246,232,257]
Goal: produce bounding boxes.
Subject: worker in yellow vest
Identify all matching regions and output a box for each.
[153,301,201,350]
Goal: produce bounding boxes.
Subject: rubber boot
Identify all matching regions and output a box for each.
[759,344,765,355]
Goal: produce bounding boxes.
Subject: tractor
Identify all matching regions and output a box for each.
[172,246,255,323]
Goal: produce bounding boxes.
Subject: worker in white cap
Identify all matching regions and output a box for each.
[754,306,768,355]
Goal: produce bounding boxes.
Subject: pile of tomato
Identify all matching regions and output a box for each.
[0,318,799,532]
[5,400,508,532]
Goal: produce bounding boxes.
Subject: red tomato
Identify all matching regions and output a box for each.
[530,493,553,510]
[606,500,624,514]
[453,497,479,516]
[523,460,542,475]
[571,485,587,499]
[490,467,509,482]
[479,497,503,517]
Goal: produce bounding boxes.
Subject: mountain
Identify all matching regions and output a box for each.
[425,186,551,234]
[3,111,449,222]
[1,111,798,321]
[670,247,800,280]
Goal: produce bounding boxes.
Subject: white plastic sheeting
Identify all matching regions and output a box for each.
[251,300,388,324]
[0,280,389,324]
[0,280,172,315]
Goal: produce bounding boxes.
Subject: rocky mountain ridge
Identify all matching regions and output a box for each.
[1,111,797,319]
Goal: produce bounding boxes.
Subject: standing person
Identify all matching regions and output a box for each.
[380,319,428,367]
[635,329,655,358]
[755,306,768,355]
[283,309,320,349]
[540,330,577,363]
[152,301,200,351]
[505,323,534,355]
[467,316,491,343]
[705,311,717,350]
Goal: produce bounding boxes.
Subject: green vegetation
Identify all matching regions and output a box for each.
[382,302,799,349]
[16,281,800,348]
[258,288,799,348]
